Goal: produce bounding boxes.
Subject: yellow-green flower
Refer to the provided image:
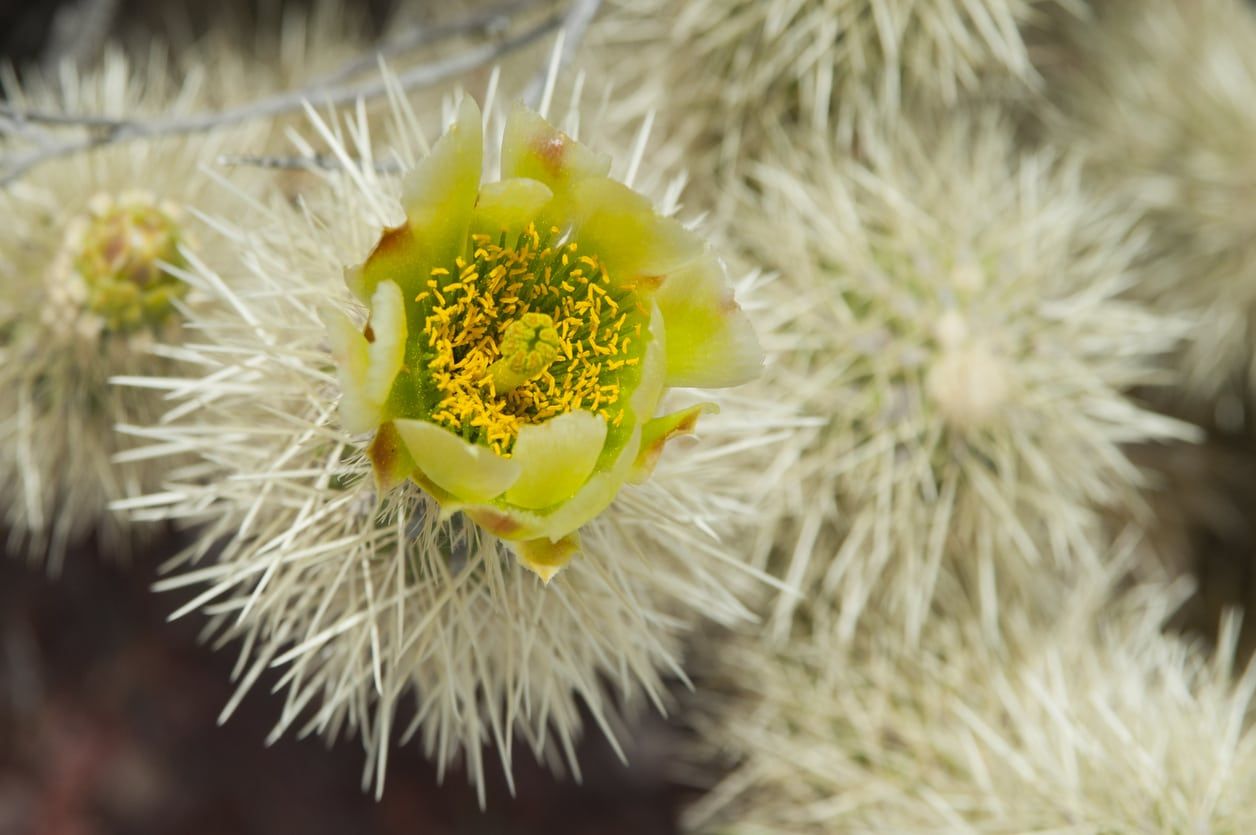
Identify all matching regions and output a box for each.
[68,192,188,334]
[325,98,762,582]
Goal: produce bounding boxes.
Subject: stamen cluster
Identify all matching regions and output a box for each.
[416,223,646,454]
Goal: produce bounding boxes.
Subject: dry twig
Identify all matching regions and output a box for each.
[0,0,568,186]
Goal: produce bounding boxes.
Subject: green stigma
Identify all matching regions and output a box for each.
[489,311,563,392]
[73,197,188,334]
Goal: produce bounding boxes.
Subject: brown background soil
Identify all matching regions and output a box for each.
[0,543,687,835]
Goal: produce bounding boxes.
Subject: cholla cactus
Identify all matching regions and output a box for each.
[326,97,761,581]
[684,572,1256,834]
[0,4,552,568]
[0,50,257,568]
[1049,0,1256,425]
[119,87,775,798]
[590,0,1051,190]
[741,112,1191,641]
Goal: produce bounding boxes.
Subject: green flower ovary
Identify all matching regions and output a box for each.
[385,223,651,456]
[489,311,563,391]
[75,202,187,333]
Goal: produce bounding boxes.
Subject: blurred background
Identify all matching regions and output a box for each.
[0,544,687,834]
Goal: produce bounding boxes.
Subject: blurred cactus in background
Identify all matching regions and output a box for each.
[685,569,1256,834]
[0,47,266,569]
[721,110,1192,646]
[1047,0,1256,432]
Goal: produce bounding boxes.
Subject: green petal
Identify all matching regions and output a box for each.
[465,504,546,542]
[534,425,643,541]
[654,254,763,388]
[393,418,521,503]
[347,223,425,303]
[348,99,484,302]
[470,178,553,240]
[322,305,378,434]
[410,468,466,517]
[390,97,485,296]
[511,533,581,585]
[630,402,718,484]
[402,95,482,237]
[501,104,610,192]
[461,426,642,544]
[567,177,702,289]
[364,280,407,406]
[629,303,668,422]
[368,421,416,493]
[503,411,608,509]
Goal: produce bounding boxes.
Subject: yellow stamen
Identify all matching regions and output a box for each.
[414,223,642,454]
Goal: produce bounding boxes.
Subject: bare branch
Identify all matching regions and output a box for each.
[0,113,53,140]
[0,107,122,130]
[216,153,401,175]
[1,6,565,187]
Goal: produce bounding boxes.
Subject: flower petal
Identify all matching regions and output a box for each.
[393,418,521,503]
[348,99,484,301]
[368,421,416,493]
[567,177,701,288]
[654,254,763,388]
[322,305,378,434]
[501,104,610,191]
[511,533,581,585]
[470,178,553,240]
[364,280,407,406]
[534,425,643,540]
[629,302,667,422]
[402,95,482,233]
[504,411,608,509]
[410,468,465,517]
[465,504,545,541]
[347,223,425,303]
[354,97,485,303]
[629,402,718,484]
[463,425,643,544]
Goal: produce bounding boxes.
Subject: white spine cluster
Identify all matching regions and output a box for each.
[0,50,260,569]
[588,0,1048,189]
[685,571,1256,834]
[737,113,1191,642]
[116,92,785,801]
[1050,0,1256,423]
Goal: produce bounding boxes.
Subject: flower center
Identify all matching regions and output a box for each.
[489,311,563,392]
[70,194,187,333]
[413,223,647,455]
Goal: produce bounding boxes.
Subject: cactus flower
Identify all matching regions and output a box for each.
[68,192,189,334]
[325,99,762,582]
